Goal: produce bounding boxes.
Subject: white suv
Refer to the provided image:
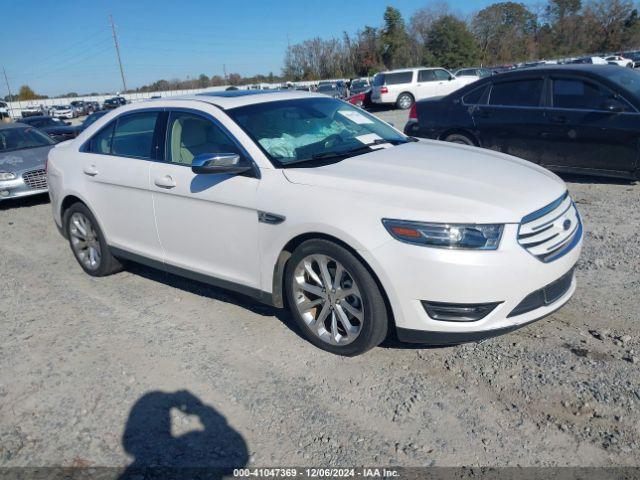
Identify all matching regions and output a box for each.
[371,67,476,109]
[47,91,582,356]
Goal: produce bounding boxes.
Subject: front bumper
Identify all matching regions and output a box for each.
[360,223,582,342]
[0,176,48,201]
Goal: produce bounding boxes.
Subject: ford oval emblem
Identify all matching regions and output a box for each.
[563,219,571,231]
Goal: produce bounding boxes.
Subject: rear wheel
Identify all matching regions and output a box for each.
[443,133,475,146]
[396,93,414,110]
[285,239,388,356]
[65,203,122,277]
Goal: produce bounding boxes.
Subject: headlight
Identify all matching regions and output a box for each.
[382,219,503,250]
[0,172,16,181]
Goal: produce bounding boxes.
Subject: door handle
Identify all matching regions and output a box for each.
[154,175,176,189]
[549,115,567,124]
[83,165,98,176]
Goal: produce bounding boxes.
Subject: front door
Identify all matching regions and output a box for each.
[150,109,261,288]
[539,76,640,175]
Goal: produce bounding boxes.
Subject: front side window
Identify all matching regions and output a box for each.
[489,79,543,107]
[111,112,159,159]
[552,78,627,111]
[433,69,451,81]
[228,97,407,167]
[166,112,241,165]
[418,70,436,82]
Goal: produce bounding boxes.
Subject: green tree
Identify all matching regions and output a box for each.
[472,2,538,65]
[18,85,39,101]
[197,74,210,88]
[380,6,412,69]
[423,15,480,69]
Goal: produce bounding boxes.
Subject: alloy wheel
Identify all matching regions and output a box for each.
[292,254,364,346]
[69,212,102,270]
[398,94,412,109]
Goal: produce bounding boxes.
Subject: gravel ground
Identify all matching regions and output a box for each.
[1,108,639,470]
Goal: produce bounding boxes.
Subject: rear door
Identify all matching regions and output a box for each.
[79,110,163,260]
[471,76,548,164]
[540,75,640,174]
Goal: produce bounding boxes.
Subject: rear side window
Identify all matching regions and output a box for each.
[489,79,543,107]
[384,72,413,85]
[88,122,115,154]
[462,85,487,105]
[552,78,627,111]
[111,112,159,159]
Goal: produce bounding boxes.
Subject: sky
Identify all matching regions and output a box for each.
[1,0,511,97]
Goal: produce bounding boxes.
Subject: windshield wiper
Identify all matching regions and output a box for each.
[309,138,408,161]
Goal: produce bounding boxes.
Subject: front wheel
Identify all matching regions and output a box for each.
[284,239,388,356]
[443,133,475,146]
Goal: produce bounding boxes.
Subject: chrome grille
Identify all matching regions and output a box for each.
[22,169,48,190]
[518,191,582,263]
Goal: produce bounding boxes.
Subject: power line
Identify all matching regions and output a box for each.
[110,14,127,92]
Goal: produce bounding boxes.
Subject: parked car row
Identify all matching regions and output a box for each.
[404,64,640,181]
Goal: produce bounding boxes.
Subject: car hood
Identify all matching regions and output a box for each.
[282,140,566,224]
[0,145,52,174]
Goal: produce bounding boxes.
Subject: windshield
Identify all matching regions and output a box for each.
[227,97,407,167]
[372,74,385,86]
[601,68,640,98]
[351,80,367,88]
[83,112,105,127]
[0,126,55,152]
[317,84,335,92]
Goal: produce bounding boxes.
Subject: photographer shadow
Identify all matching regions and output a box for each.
[120,390,248,480]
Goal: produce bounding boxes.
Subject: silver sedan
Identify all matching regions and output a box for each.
[0,123,55,201]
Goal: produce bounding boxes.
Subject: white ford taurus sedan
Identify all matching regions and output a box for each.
[46,90,582,356]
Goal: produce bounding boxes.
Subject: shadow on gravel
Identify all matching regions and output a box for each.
[0,192,49,210]
[126,263,305,341]
[120,390,248,480]
[559,173,637,185]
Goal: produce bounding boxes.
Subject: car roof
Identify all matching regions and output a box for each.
[171,89,328,109]
[0,122,30,130]
[18,115,51,121]
[492,64,624,78]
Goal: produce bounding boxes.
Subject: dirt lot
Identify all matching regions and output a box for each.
[1,109,639,469]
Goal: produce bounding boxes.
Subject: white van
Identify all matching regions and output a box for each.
[371,67,476,109]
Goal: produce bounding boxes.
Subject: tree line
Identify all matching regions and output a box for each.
[283,0,640,80]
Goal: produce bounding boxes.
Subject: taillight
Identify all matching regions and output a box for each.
[380,86,388,94]
[409,103,417,120]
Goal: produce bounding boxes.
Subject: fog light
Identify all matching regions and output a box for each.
[421,301,501,322]
[0,190,9,197]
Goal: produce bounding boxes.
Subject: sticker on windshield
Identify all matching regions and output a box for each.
[337,109,374,124]
[355,133,392,149]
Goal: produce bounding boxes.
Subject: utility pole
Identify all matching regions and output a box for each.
[109,14,127,92]
[223,64,227,84]
[2,66,16,118]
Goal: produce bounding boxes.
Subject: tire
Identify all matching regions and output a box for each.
[284,239,388,356]
[443,133,475,146]
[396,92,414,110]
[64,202,122,277]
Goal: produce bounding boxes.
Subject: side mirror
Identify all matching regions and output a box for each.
[191,153,252,175]
[602,100,624,113]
